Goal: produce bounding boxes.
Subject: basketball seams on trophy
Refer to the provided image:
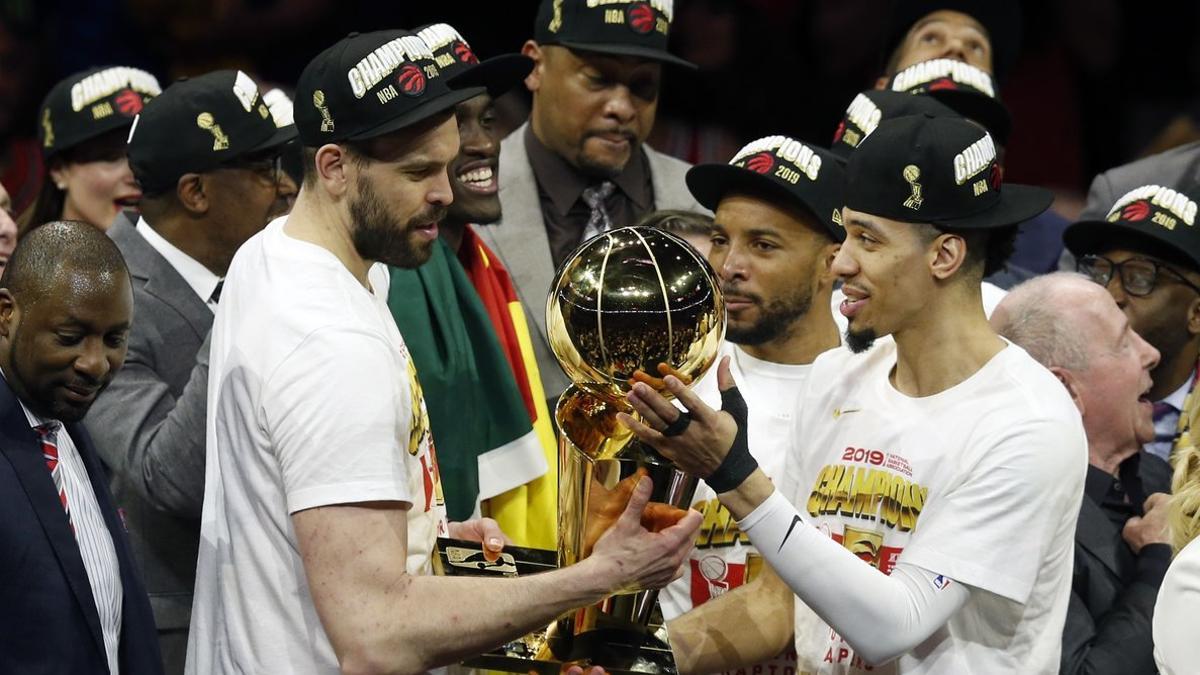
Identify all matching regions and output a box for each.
[546,226,725,673]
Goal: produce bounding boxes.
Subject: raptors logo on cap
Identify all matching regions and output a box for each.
[928,78,958,92]
[1119,200,1152,222]
[114,89,145,116]
[628,3,656,34]
[397,64,427,97]
[745,152,774,174]
[989,164,1003,191]
[452,41,479,64]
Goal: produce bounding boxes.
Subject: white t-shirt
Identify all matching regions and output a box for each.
[1153,534,1200,675]
[187,218,448,675]
[660,342,810,673]
[780,339,1085,674]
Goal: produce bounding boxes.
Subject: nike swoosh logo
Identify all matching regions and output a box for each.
[778,514,804,552]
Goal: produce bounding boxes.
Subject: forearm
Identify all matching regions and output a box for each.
[738,491,968,665]
[667,563,793,675]
[332,558,615,674]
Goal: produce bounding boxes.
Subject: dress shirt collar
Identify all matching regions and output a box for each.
[136,217,222,306]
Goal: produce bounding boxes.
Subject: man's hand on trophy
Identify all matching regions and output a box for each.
[630,362,694,391]
[587,475,702,595]
[446,518,512,562]
[619,356,760,493]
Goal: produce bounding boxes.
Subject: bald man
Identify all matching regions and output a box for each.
[0,221,162,674]
[991,272,1169,675]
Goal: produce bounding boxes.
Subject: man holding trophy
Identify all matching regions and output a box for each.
[624,115,1089,673]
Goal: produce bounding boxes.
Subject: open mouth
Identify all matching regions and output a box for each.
[456,164,497,195]
[840,286,870,319]
[114,194,142,211]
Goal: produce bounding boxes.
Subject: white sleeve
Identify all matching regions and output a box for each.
[1153,542,1200,675]
[262,326,415,514]
[740,491,969,666]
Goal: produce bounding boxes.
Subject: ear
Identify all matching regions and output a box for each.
[0,289,16,340]
[314,144,350,198]
[928,232,969,281]
[522,40,544,93]
[175,173,209,215]
[1049,366,1086,416]
[1187,294,1200,338]
[47,162,70,191]
[817,242,841,285]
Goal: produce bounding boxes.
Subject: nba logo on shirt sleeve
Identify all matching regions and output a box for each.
[931,574,952,591]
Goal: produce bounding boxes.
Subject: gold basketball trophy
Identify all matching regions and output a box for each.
[435,226,725,674]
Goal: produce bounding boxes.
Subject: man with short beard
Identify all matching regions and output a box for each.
[481,0,708,407]
[654,135,846,674]
[623,115,1087,673]
[187,30,701,675]
[386,23,557,547]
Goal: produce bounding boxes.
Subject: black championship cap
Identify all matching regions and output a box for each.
[888,58,1011,145]
[415,23,533,98]
[687,135,847,241]
[831,89,958,160]
[127,70,297,194]
[1064,183,1200,271]
[534,0,695,69]
[884,1,1022,83]
[846,114,1051,229]
[294,30,484,147]
[38,66,162,159]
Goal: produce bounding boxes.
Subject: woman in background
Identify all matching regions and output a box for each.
[17,65,160,234]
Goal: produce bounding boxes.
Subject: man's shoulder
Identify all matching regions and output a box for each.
[1100,141,1200,185]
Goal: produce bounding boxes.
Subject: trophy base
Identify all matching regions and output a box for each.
[433,538,679,675]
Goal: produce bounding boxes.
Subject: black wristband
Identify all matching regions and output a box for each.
[706,385,758,493]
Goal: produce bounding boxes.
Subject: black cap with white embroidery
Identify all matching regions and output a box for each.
[1064,183,1200,272]
[846,114,1050,229]
[293,29,484,147]
[888,58,1011,145]
[415,23,532,99]
[687,135,847,241]
[830,89,957,160]
[38,65,162,159]
[127,70,296,194]
[534,0,695,69]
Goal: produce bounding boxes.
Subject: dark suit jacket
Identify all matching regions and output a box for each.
[87,214,211,674]
[0,375,164,674]
[1061,452,1172,675]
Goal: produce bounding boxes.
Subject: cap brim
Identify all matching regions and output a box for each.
[927,90,1011,145]
[447,54,534,98]
[1063,220,1200,271]
[686,163,844,241]
[247,123,299,154]
[927,183,1053,229]
[345,86,486,143]
[557,40,697,69]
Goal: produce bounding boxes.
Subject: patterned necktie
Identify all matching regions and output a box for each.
[581,181,616,243]
[36,423,72,532]
[210,279,224,304]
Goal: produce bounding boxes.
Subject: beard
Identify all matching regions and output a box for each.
[349,173,445,269]
[574,130,638,179]
[845,326,878,354]
[724,282,814,346]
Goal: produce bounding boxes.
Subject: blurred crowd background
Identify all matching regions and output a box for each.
[4,0,1200,218]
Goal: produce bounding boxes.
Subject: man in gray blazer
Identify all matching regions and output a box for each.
[480,0,709,403]
[86,70,295,674]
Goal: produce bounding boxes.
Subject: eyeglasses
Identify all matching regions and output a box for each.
[1076,253,1200,297]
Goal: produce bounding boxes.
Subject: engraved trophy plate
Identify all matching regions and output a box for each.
[437,227,725,674]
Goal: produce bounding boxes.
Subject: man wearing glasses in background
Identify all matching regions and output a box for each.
[1064,182,1200,464]
[86,69,296,675]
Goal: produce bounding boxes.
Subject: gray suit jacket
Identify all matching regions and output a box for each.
[480,122,709,402]
[1081,141,1200,219]
[87,214,211,673]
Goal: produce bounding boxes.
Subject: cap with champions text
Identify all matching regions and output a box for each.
[534,0,695,69]
[888,58,1011,145]
[128,69,297,194]
[846,114,1051,229]
[38,66,162,159]
[830,89,958,160]
[294,29,484,147]
[688,135,847,241]
[1064,182,1200,272]
[415,23,533,98]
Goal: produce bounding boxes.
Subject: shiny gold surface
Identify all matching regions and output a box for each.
[547,227,726,408]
